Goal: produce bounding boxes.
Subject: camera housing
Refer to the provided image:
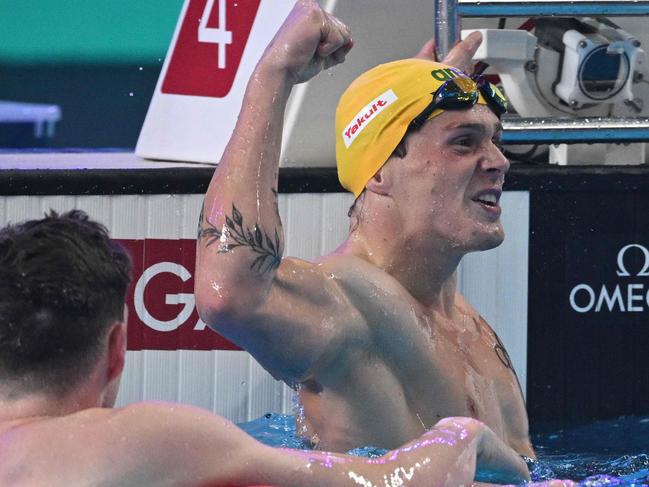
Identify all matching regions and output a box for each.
[536,18,645,109]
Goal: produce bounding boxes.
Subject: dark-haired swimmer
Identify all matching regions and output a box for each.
[0,210,562,486]
[196,0,534,457]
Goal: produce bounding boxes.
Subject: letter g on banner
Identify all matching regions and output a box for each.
[616,244,649,277]
[134,262,195,332]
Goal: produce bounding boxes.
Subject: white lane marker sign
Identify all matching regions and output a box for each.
[137,0,294,163]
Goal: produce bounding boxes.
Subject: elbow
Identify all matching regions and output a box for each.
[194,276,264,332]
[194,282,238,331]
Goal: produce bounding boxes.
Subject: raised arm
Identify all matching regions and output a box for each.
[194,1,486,383]
[195,0,351,310]
[194,1,352,376]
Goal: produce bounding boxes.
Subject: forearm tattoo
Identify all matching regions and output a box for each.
[198,202,281,273]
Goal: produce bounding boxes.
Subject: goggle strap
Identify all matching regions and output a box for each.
[410,92,438,130]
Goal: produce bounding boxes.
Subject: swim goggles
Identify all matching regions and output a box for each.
[409,75,508,130]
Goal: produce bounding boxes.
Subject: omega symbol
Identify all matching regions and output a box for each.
[616,244,649,277]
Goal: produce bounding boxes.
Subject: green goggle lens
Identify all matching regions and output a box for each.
[435,77,480,109]
[475,76,508,117]
[410,75,508,130]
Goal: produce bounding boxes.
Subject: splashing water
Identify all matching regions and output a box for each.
[238,413,649,485]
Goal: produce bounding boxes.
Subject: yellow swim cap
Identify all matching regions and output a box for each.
[335,59,488,197]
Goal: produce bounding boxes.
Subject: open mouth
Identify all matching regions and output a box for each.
[473,193,499,207]
[474,194,498,207]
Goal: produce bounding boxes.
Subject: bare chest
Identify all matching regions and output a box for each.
[402,313,525,425]
[300,312,528,451]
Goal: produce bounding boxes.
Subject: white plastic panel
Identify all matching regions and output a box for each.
[458,191,530,397]
[0,190,528,420]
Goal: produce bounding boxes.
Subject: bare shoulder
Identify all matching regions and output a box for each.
[100,402,250,448]
[454,292,480,317]
[313,253,427,344]
[315,253,413,305]
[281,252,382,283]
[0,403,270,487]
[455,292,495,331]
[1,402,243,458]
[275,253,412,327]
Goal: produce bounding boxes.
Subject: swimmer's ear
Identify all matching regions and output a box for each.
[365,167,391,196]
[106,319,127,383]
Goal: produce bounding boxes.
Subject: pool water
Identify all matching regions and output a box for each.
[238,413,649,486]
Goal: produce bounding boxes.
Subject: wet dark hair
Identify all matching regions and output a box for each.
[388,119,426,163]
[0,210,132,397]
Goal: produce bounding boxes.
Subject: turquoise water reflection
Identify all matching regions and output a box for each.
[238,413,649,486]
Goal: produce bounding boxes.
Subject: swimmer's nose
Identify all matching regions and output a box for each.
[481,143,510,176]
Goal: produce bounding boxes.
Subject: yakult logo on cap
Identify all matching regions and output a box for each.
[343,89,398,148]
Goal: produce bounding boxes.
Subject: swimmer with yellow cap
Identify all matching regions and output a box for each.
[198,0,535,462]
[336,59,507,197]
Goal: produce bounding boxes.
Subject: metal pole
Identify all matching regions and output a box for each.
[458,0,649,17]
[434,0,460,60]
[501,117,649,144]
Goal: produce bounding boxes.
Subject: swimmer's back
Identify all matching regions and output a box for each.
[0,402,289,487]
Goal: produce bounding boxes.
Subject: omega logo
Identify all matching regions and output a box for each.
[616,244,649,277]
[569,244,649,313]
[133,262,207,332]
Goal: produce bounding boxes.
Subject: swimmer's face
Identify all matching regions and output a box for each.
[387,104,509,252]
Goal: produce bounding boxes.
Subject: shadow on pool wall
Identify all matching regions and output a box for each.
[0,63,161,148]
[527,186,649,434]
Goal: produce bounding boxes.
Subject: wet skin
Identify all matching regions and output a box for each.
[195,0,533,458]
[295,280,531,455]
[0,406,532,486]
[198,107,533,457]
[292,106,532,455]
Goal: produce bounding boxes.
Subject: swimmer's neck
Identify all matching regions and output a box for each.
[0,381,106,424]
[336,229,461,317]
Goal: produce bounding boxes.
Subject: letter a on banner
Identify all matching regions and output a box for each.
[136,0,294,163]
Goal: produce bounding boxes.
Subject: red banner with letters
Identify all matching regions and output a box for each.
[118,239,240,351]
